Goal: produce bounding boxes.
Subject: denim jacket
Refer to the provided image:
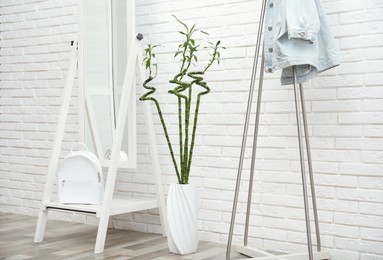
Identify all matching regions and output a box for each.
[263,0,340,85]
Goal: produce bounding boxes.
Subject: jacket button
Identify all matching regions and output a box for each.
[268,48,273,53]
[268,26,272,31]
[270,3,274,7]
[267,68,273,73]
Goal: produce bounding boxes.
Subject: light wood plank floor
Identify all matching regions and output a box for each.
[0,213,243,260]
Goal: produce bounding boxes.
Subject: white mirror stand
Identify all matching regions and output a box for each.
[34,0,168,254]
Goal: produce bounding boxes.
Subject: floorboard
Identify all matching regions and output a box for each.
[0,213,244,259]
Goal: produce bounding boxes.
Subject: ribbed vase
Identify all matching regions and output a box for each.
[167,183,199,255]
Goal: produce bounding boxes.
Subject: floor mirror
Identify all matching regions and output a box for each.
[79,0,136,168]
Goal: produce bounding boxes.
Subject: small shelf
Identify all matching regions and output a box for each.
[44,194,158,218]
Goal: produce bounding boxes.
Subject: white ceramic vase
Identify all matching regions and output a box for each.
[167,183,199,255]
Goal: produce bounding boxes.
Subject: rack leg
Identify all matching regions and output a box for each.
[34,42,77,244]
[34,208,48,243]
[244,50,265,245]
[226,1,268,259]
[95,214,110,254]
[293,67,314,260]
[299,83,321,251]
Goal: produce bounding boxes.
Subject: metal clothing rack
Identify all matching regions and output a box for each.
[226,0,330,259]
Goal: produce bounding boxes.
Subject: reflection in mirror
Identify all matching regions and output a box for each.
[83,0,129,162]
[112,0,127,121]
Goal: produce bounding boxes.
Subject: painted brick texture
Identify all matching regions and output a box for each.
[1,0,383,258]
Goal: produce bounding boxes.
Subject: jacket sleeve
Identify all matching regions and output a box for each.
[285,0,320,44]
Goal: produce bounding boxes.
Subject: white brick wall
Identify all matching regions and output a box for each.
[1,0,383,258]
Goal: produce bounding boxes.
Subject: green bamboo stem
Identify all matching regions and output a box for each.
[177,97,183,177]
[140,77,181,184]
[182,84,192,183]
[184,42,220,180]
[176,38,188,177]
[169,17,199,183]
[186,71,210,178]
[174,51,196,183]
[168,40,220,183]
[170,71,192,184]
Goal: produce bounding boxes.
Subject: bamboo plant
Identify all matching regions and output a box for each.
[140,16,224,184]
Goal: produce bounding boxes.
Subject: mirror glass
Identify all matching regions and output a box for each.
[82,0,131,163]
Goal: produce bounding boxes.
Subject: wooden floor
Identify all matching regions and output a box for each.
[0,213,243,260]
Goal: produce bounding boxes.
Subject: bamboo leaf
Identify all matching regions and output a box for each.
[172,15,188,30]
